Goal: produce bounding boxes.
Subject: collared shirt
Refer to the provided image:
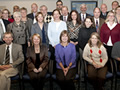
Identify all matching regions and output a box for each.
[81,13,86,21]
[3,43,13,64]
[0,19,6,33]
[63,15,68,22]
[106,22,117,46]
[94,18,99,26]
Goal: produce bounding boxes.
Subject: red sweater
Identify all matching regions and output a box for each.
[100,23,120,45]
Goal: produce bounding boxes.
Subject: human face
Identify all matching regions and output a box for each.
[14,6,19,12]
[101,4,107,13]
[14,14,21,23]
[116,7,120,15]
[56,2,63,10]
[61,7,68,16]
[33,36,40,45]
[80,5,87,14]
[37,14,44,23]
[61,34,68,43]
[40,6,47,16]
[85,18,93,28]
[31,4,38,13]
[3,34,13,45]
[112,2,119,10]
[53,10,60,20]
[71,12,77,20]
[94,8,100,19]
[2,10,9,19]
[91,35,98,46]
[108,13,115,22]
[21,10,27,18]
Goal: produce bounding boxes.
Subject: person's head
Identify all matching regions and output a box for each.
[39,5,48,17]
[56,0,63,10]
[31,3,38,13]
[105,11,116,23]
[20,7,27,18]
[93,7,101,19]
[60,30,70,43]
[80,3,87,14]
[88,32,102,48]
[52,9,61,20]
[112,1,119,10]
[13,5,20,12]
[13,12,21,23]
[68,10,81,24]
[35,12,44,23]
[2,9,11,19]
[61,6,68,16]
[100,4,107,14]
[83,17,94,28]
[3,32,13,45]
[31,33,42,46]
[115,6,120,15]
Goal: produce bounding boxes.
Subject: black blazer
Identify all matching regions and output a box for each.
[2,19,10,30]
[100,12,108,20]
[79,13,91,21]
[27,13,34,21]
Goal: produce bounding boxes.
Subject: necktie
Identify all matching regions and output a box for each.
[0,22,4,41]
[96,20,99,32]
[63,16,66,22]
[5,46,10,65]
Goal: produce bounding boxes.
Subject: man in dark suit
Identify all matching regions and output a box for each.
[79,3,91,23]
[100,4,108,20]
[27,3,38,24]
[0,32,24,90]
[92,7,104,34]
[60,6,69,22]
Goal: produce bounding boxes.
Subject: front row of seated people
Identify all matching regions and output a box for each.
[0,31,119,90]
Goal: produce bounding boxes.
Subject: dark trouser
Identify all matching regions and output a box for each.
[104,45,113,72]
[28,68,47,90]
[88,64,107,90]
[56,68,76,90]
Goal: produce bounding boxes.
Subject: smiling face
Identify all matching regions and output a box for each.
[85,18,93,28]
[53,10,60,20]
[3,34,13,45]
[37,14,44,23]
[101,4,107,13]
[40,6,47,16]
[91,35,98,46]
[80,5,87,14]
[21,10,27,18]
[108,13,115,22]
[33,35,40,45]
[94,8,100,19]
[31,4,38,13]
[14,13,21,23]
[61,34,68,43]
[71,11,77,20]
[2,10,9,19]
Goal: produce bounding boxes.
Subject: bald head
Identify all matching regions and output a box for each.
[101,4,107,14]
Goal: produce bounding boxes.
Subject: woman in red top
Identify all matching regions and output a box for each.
[100,11,120,64]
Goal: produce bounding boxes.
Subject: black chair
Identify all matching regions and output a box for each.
[83,59,114,90]
[113,59,120,90]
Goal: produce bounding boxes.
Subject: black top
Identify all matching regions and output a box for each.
[100,12,108,20]
[78,27,96,50]
[35,53,41,69]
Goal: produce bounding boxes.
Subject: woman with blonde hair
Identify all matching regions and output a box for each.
[26,33,48,90]
[83,32,108,90]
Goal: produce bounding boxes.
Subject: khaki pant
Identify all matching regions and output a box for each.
[0,68,18,90]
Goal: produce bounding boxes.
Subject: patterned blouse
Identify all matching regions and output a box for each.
[66,21,81,41]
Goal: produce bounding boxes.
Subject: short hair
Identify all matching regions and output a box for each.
[82,17,95,28]
[112,1,119,5]
[13,11,21,18]
[93,7,101,12]
[13,5,20,10]
[62,6,68,11]
[60,30,70,43]
[40,5,48,10]
[20,7,27,12]
[31,3,38,8]
[56,0,63,5]
[31,33,42,46]
[105,11,117,23]
[88,32,102,48]
[52,9,61,16]
[67,10,81,24]
[35,12,44,22]
[2,9,11,18]
[3,32,13,38]
[80,3,87,8]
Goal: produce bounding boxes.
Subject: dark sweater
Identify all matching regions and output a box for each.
[78,27,96,50]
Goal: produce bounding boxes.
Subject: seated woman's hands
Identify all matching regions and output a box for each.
[63,66,70,76]
[33,67,43,73]
[92,61,103,69]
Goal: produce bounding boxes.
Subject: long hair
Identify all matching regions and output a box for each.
[88,32,102,48]
[67,10,81,24]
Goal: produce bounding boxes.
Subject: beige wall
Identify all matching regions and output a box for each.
[0,0,119,14]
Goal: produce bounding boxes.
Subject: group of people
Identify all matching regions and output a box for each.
[0,0,120,90]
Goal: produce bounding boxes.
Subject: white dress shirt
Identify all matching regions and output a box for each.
[0,19,6,33]
[94,18,100,26]
[81,13,86,21]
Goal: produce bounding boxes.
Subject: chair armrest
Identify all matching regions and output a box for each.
[48,59,54,74]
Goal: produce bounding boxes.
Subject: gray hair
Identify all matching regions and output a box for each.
[80,3,87,8]
[13,11,21,18]
[40,5,48,10]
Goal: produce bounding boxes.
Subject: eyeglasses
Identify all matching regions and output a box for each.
[57,4,62,6]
